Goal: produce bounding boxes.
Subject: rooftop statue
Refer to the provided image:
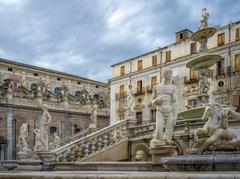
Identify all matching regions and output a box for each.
[150,69,177,145]
[189,103,240,154]
[125,84,135,118]
[199,8,209,30]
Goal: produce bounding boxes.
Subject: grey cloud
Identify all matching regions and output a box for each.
[0,0,239,82]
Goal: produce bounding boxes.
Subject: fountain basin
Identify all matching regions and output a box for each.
[186,53,222,70]
[191,27,217,42]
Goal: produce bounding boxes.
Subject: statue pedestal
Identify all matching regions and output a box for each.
[37,151,56,171]
[18,152,28,160]
[150,142,177,163]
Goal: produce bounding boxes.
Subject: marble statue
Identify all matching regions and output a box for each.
[199,8,209,30]
[151,69,177,145]
[125,84,135,118]
[33,128,42,151]
[17,123,30,153]
[38,104,52,151]
[198,69,210,96]
[53,132,60,148]
[89,101,97,129]
[189,103,240,154]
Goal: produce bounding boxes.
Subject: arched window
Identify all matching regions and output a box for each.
[75,91,81,97]
[93,94,100,100]
[31,83,38,92]
[54,87,61,95]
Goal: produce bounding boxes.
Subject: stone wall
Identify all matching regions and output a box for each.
[0,105,109,160]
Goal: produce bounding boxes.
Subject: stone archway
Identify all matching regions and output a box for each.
[132,143,150,161]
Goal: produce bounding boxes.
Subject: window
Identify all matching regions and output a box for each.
[54,87,61,95]
[151,109,156,123]
[120,66,125,76]
[215,97,224,104]
[235,54,240,72]
[233,95,240,112]
[96,85,99,88]
[216,59,224,76]
[137,80,143,93]
[165,51,171,62]
[75,91,81,97]
[151,76,157,88]
[34,73,38,77]
[119,85,125,97]
[190,68,198,80]
[217,33,225,46]
[152,55,157,66]
[31,83,38,92]
[236,28,240,41]
[77,82,81,85]
[50,127,57,134]
[75,128,81,133]
[137,60,143,71]
[180,33,184,40]
[8,67,13,72]
[93,94,99,100]
[57,77,61,81]
[190,42,197,54]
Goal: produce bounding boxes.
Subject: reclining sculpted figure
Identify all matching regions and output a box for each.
[189,103,240,154]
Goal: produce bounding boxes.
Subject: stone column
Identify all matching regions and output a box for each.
[7,108,13,160]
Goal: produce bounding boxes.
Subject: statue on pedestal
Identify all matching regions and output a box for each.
[125,84,135,118]
[35,104,51,151]
[189,103,240,154]
[199,8,209,30]
[17,123,31,154]
[89,101,97,129]
[150,69,177,146]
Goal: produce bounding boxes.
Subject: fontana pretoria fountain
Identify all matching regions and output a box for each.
[1,8,240,179]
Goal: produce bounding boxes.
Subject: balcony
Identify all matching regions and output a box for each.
[184,76,199,85]
[115,92,127,101]
[134,87,145,96]
[146,86,153,93]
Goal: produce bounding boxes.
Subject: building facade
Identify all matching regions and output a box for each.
[0,58,110,160]
[110,21,240,124]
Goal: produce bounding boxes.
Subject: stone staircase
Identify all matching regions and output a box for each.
[53,119,129,162]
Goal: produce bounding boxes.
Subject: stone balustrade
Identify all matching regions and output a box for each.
[54,119,129,162]
[0,91,109,116]
[48,128,91,151]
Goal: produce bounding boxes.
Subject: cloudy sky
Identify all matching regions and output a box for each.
[0,0,239,82]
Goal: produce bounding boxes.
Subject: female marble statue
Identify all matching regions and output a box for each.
[125,84,135,118]
[199,8,209,29]
[17,123,30,153]
[39,104,52,151]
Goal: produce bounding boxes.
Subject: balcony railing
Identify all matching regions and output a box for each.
[134,87,145,96]
[146,86,153,93]
[115,92,127,101]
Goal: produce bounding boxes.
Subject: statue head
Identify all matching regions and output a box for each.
[135,150,146,161]
[163,68,173,82]
[42,104,48,111]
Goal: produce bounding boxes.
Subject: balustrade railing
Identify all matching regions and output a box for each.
[48,128,91,151]
[54,119,129,162]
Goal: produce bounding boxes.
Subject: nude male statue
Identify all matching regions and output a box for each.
[151,69,177,145]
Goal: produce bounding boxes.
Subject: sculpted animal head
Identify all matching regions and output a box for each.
[202,103,221,121]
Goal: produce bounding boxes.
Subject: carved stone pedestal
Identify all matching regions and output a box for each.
[18,152,28,160]
[37,151,56,171]
[150,144,177,163]
[89,125,97,133]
